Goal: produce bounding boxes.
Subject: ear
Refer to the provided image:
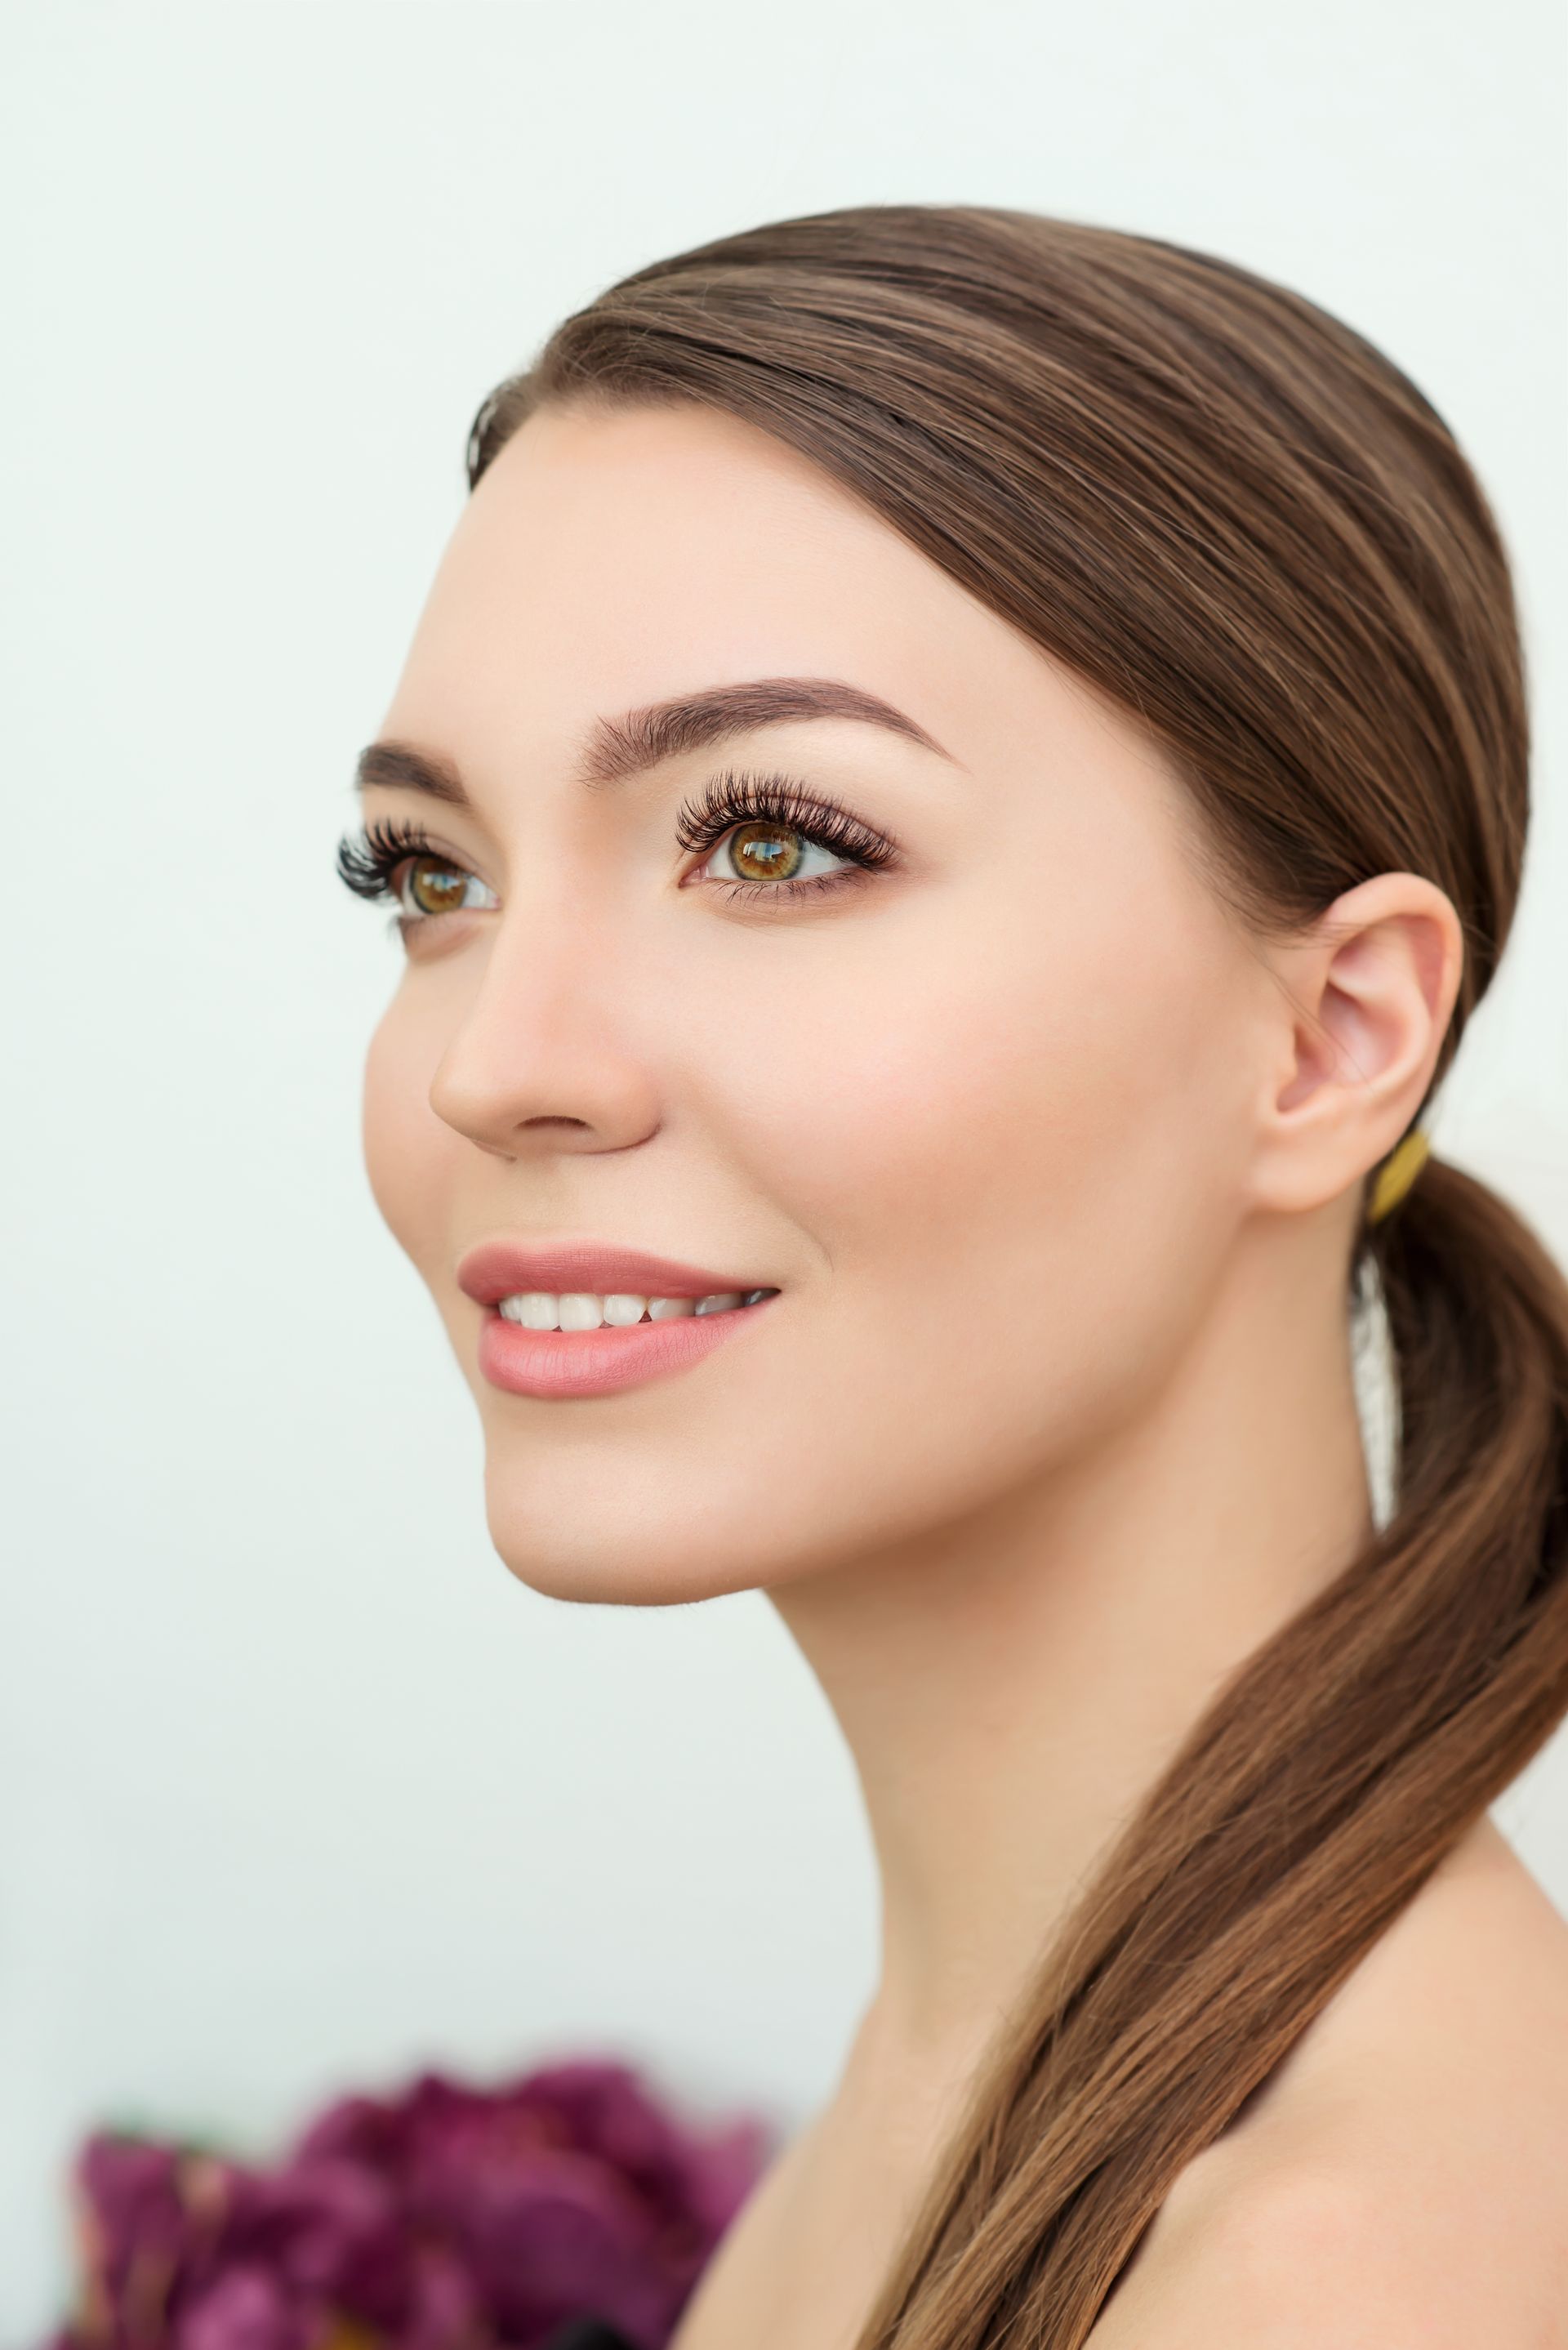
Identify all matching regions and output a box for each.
[1251,872,1464,1220]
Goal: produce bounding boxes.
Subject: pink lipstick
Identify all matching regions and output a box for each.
[456,1237,781,1400]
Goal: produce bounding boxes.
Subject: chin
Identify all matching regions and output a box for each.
[479,1456,776,1609]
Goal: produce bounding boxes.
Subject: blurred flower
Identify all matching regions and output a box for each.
[44,2058,773,2350]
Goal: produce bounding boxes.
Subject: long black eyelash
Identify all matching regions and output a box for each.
[335,814,440,903]
[672,769,898,869]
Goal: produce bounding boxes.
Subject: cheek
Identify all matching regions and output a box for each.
[720,890,1246,1512]
[755,893,1218,1262]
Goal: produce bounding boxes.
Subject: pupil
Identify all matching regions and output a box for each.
[731,822,801,882]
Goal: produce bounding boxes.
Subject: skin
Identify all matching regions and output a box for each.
[357,400,1568,2347]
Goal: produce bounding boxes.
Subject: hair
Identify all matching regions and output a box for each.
[462,206,1568,2346]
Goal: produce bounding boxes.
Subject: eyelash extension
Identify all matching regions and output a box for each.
[672,768,898,901]
[335,814,443,903]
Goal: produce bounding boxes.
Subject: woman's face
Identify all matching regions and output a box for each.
[360,399,1272,1603]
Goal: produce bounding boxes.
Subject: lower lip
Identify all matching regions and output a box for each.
[475,1295,778,1399]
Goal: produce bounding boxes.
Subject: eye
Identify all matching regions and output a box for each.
[398,854,494,920]
[704,817,853,890]
[335,818,497,941]
[675,769,899,905]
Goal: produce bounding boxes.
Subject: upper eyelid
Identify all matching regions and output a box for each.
[675,770,893,850]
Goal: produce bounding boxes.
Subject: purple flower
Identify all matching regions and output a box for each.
[180,2268,306,2350]
[47,2059,773,2350]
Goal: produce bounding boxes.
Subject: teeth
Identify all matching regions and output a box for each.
[496,1287,776,1329]
[498,1291,563,1330]
[556,1291,604,1331]
[647,1295,697,1321]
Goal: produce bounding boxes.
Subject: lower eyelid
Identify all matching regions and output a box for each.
[713,864,876,907]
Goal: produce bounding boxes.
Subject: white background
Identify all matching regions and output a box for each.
[3,2,1565,2335]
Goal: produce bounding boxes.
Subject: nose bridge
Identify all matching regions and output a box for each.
[427,883,659,1154]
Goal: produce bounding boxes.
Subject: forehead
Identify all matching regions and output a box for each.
[380,399,1146,789]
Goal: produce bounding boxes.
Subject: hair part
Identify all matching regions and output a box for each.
[465,204,1568,2347]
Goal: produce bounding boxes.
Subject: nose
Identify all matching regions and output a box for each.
[425,894,663,1162]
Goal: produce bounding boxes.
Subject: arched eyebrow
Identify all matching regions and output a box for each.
[353,675,961,807]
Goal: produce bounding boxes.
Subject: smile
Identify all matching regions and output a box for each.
[476,1287,781,1398]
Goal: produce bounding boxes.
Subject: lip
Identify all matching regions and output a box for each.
[456,1238,773,1307]
[456,1236,782,1402]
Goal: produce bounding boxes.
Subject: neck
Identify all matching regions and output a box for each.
[766,1210,1375,2097]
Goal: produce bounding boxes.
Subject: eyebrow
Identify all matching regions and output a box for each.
[353,675,960,807]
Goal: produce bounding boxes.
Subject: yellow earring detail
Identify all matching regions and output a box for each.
[1368,1126,1432,1224]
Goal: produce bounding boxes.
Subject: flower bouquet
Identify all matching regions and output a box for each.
[42,2058,774,2350]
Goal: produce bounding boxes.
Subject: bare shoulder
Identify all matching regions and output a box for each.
[1085,1817,1568,2348]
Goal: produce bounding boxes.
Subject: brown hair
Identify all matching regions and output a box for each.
[464,206,1568,2346]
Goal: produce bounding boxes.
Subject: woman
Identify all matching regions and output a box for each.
[336,205,1568,2348]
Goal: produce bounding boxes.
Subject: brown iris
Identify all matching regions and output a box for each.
[727,821,804,882]
[407,857,470,916]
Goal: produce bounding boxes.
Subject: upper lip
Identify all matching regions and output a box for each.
[456,1238,774,1308]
